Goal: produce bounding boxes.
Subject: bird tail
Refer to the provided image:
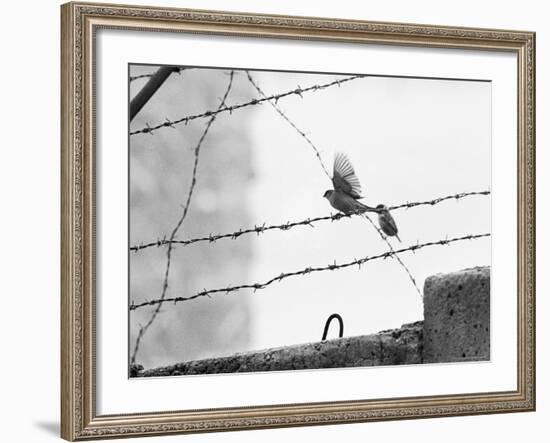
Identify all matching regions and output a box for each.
[355,200,378,214]
[396,233,402,243]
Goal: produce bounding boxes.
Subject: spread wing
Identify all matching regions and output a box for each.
[332,152,363,198]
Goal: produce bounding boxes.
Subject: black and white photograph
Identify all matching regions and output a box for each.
[128,64,492,377]
[2,0,544,440]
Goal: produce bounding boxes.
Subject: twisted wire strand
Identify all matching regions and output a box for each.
[391,190,490,210]
[130,233,490,310]
[362,213,423,298]
[245,71,332,179]
[130,71,235,364]
[130,67,191,82]
[130,190,490,253]
[130,74,366,136]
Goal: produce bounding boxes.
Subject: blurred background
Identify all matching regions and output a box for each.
[129,65,491,369]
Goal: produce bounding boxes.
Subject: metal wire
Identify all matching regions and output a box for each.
[245,71,332,179]
[362,213,423,298]
[130,71,235,364]
[130,74,366,136]
[130,67,191,82]
[130,190,490,253]
[130,233,490,310]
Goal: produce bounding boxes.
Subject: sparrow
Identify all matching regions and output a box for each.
[323,152,375,215]
[376,204,401,242]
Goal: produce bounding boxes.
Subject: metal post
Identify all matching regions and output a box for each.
[130,66,179,122]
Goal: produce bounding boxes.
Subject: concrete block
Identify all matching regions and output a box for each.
[423,266,490,363]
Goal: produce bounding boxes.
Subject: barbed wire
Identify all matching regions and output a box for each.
[130,73,155,82]
[130,233,490,311]
[130,71,235,364]
[129,74,366,136]
[130,190,490,252]
[391,190,490,210]
[361,213,422,297]
[130,67,191,82]
[245,71,332,179]
[128,66,492,364]
[246,70,439,299]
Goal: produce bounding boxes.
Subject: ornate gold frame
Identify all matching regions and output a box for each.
[61,2,536,440]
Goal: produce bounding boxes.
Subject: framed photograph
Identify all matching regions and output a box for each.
[61,1,536,440]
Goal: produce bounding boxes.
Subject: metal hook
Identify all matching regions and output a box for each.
[322,313,344,341]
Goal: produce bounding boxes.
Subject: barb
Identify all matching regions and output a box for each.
[130,233,490,310]
[245,71,331,179]
[130,190,491,253]
[362,213,423,298]
[130,74,366,136]
[130,71,235,364]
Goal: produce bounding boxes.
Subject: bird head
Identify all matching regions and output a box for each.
[376,204,387,213]
[323,190,333,199]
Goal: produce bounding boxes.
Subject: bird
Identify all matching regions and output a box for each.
[376,204,401,242]
[323,152,375,215]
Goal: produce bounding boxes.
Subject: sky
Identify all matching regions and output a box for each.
[129,66,491,365]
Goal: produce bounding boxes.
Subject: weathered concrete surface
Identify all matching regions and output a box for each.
[423,266,490,363]
[135,321,423,377]
[132,267,491,377]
